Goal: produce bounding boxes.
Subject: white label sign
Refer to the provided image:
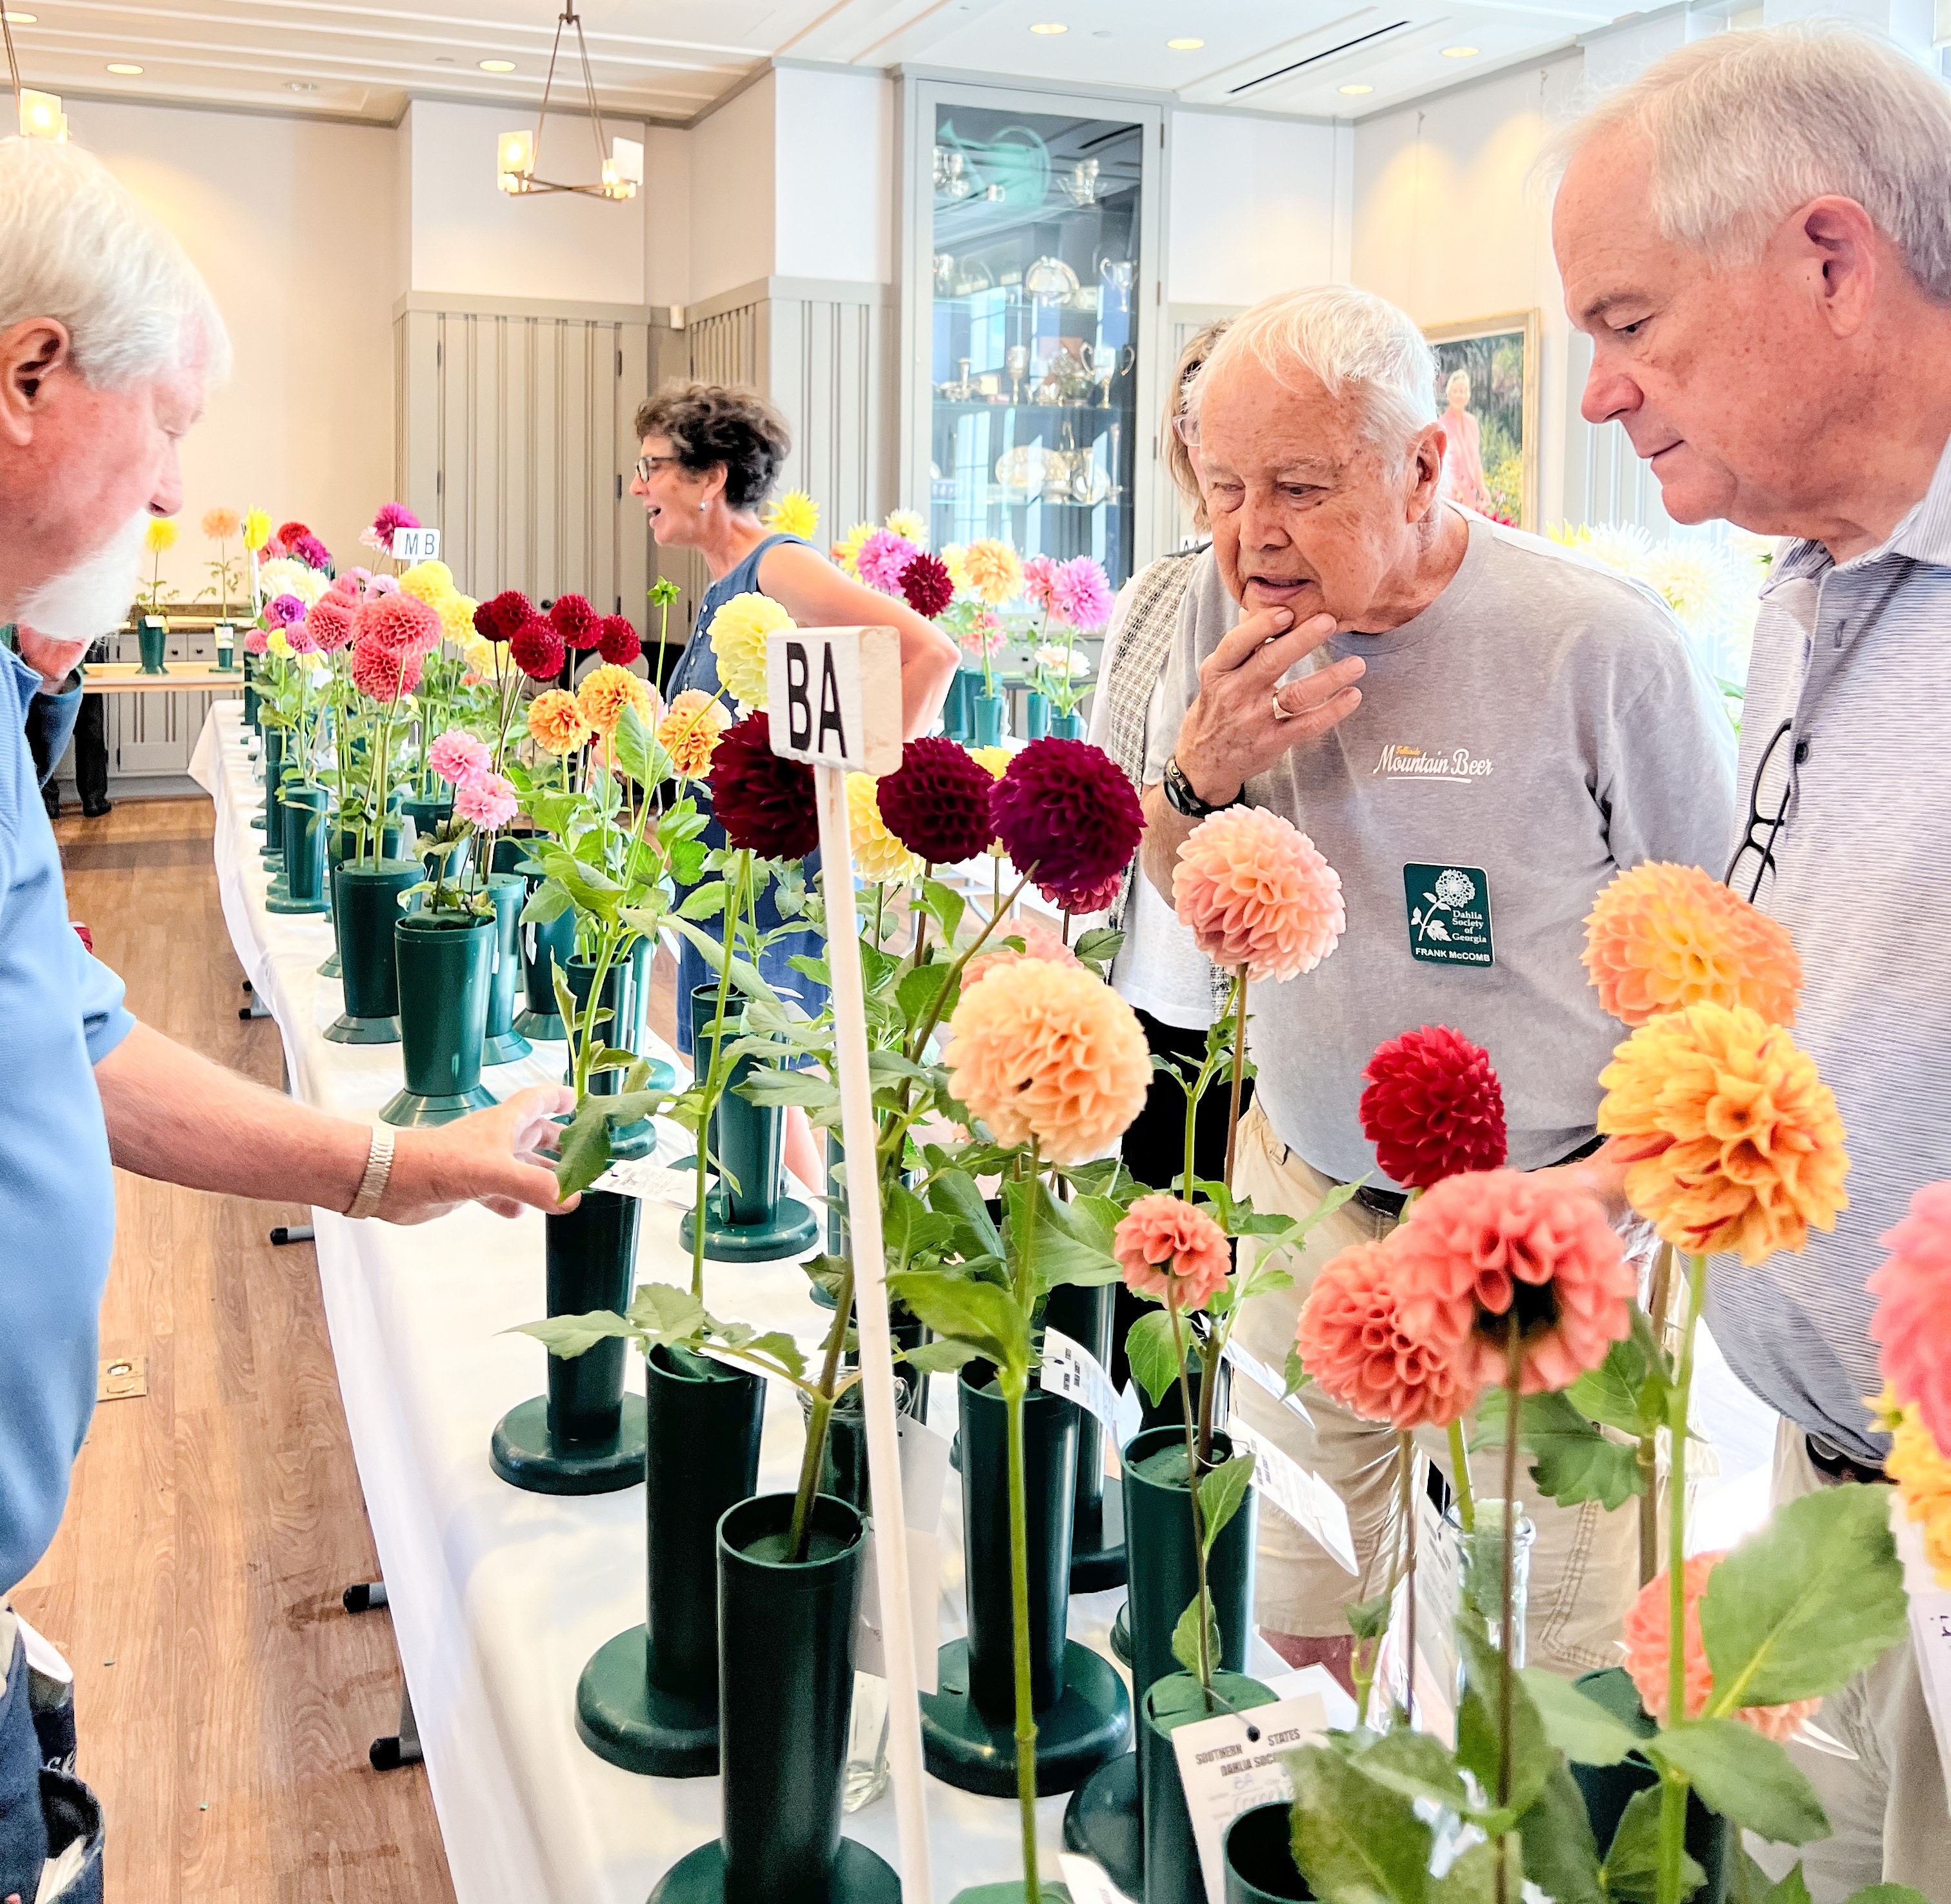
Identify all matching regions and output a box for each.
[854,1414,951,1695]
[1169,1692,1330,1904]
[1041,1325,1143,1447]
[1226,1420,1357,1576]
[1222,1338,1315,1425]
[1894,1497,1951,1811]
[390,526,441,563]
[591,1152,697,1208]
[765,626,903,777]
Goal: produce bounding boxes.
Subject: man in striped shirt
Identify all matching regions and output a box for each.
[1552,25,1951,1898]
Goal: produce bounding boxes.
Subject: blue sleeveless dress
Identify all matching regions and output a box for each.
[667,532,829,1056]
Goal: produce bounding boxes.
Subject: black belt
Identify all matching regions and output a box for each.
[1352,1132,1608,1223]
[1805,1432,1889,1487]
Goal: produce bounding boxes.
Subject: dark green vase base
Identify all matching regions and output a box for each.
[1062,1751,1141,1898]
[1070,1538,1126,1594]
[514,1008,567,1041]
[648,1837,900,1904]
[574,1625,717,1777]
[482,1028,535,1065]
[950,1888,1076,1904]
[265,890,328,916]
[379,1083,499,1127]
[920,1639,1130,1797]
[677,1194,819,1263]
[639,1057,679,1093]
[488,1394,647,1495]
[318,951,342,979]
[323,1013,401,1046]
[1108,1604,1131,1667]
[250,814,266,832]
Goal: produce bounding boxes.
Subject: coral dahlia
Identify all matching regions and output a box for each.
[1114,1195,1232,1311]
[354,590,442,657]
[1869,1180,1951,1459]
[657,690,728,778]
[1294,1238,1472,1430]
[350,636,422,703]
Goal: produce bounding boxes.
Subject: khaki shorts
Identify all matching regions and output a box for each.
[1229,1101,1641,1678]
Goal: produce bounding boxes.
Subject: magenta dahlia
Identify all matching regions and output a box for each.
[474,590,533,644]
[709,712,819,860]
[290,532,333,573]
[990,737,1143,913]
[263,593,305,629]
[550,593,601,651]
[877,737,997,864]
[510,615,566,682]
[597,615,642,666]
[855,529,918,596]
[368,502,419,548]
[1359,1026,1509,1190]
[900,552,954,619]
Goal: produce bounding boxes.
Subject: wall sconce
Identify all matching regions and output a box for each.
[17,85,65,140]
[496,127,535,195]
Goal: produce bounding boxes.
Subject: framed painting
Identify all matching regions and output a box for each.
[1424,309,1540,531]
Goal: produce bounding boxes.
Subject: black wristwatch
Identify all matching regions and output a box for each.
[1162,754,1242,819]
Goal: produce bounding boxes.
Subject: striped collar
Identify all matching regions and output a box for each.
[1770,430,1951,588]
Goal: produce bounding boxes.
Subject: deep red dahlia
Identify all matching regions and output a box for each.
[350,635,422,703]
[710,712,819,860]
[353,590,441,656]
[1359,1025,1508,1190]
[990,737,1143,914]
[597,615,642,666]
[877,737,996,864]
[1040,870,1122,916]
[272,519,312,556]
[475,589,534,644]
[510,615,566,682]
[899,552,954,619]
[550,593,601,650]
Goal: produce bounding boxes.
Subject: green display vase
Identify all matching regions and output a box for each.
[321,819,404,976]
[971,688,1005,748]
[1143,1673,1277,1904]
[577,1345,764,1775]
[677,985,817,1262]
[1051,710,1085,741]
[627,934,678,1094]
[943,665,975,743]
[256,727,285,850]
[241,653,260,730]
[492,834,541,877]
[563,956,655,1160]
[1224,1801,1315,1902]
[381,912,497,1125]
[480,873,532,1066]
[490,1188,649,1495]
[323,860,419,1045]
[517,903,575,1041]
[137,618,166,676]
[920,1372,1130,1796]
[1068,1424,1258,1896]
[267,784,330,914]
[1045,1283,1125,1592]
[1023,689,1051,741]
[649,1494,898,1904]
[814,1276,932,1423]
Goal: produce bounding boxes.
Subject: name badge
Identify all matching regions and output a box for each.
[1404,863,1494,967]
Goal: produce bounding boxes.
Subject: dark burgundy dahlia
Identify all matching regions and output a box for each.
[709,712,819,860]
[877,736,997,865]
[550,592,601,651]
[1359,1025,1508,1190]
[899,552,955,620]
[597,615,643,665]
[990,737,1143,913]
[509,614,566,682]
[475,589,534,644]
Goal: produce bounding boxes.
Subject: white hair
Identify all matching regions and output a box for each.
[1545,24,1951,301]
[1187,285,1438,457]
[0,135,230,387]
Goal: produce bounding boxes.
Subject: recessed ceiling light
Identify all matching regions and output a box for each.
[106,63,143,75]
[286,79,318,91]
[4,12,38,23]
[1028,22,1067,34]
[1442,45,1479,57]
[1167,37,1204,50]
[1338,82,1372,94]
[479,57,515,72]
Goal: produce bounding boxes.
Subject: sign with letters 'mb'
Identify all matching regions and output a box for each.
[765,625,903,777]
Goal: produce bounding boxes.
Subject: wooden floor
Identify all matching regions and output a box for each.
[14,798,456,1904]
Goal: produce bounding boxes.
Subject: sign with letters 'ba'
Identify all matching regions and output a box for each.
[765,626,903,777]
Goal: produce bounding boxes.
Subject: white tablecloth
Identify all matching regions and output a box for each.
[187,703,1217,1904]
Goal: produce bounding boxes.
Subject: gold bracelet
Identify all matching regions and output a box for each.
[345,1125,395,1221]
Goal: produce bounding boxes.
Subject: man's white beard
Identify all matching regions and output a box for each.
[15,510,150,644]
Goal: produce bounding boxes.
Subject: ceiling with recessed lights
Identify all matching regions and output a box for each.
[0,0,1621,126]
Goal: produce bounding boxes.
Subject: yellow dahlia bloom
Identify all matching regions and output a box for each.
[1585,861,1802,1027]
[884,508,928,547]
[846,772,923,884]
[945,959,1151,1165]
[397,560,455,607]
[266,628,292,659]
[440,592,480,643]
[145,517,179,555]
[1879,1387,1951,1586]
[707,590,791,711]
[968,745,1011,856]
[528,688,590,754]
[765,489,819,539]
[657,688,728,777]
[833,522,874,578]
[576,662,655,739]
[461,632,497,679]
[941,543,972,592]
[963,538,1024,608]
[241,508,272,552]
[1597,1001,1848,1264]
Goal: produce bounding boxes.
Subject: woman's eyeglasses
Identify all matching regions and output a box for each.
[1725,716,1799,903]
[633,454,683,483]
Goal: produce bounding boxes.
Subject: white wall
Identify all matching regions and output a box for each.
[69,97,397,601]
[687,75,776,306]
[642,125,692,310]
[772,67,893,285]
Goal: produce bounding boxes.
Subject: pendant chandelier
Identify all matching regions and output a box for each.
[495,1,641,201]
[1,12,65,141]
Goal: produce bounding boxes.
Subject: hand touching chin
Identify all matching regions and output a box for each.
[14,623,89,690]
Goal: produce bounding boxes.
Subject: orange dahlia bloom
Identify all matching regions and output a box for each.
[1597,1002,1848,1265]
[1622,1553,1823,1741]
[1114,1195,1232,1312]
[526,689,589,755]
[1172,806,1345,983]
[1584,861,1802,1027]
[943,958,1150,1164]
[657,689,728,779]
[1294,1238,1472,1429]
[1879,1386,1951,1587]
[577,663,655,740]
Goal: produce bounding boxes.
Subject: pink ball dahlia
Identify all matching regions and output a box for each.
[1172,805,1345,982]
[1870,1180,1951,1458]
[306,597,355,655]
[1359,1026,1508,1190]
[709,712,819,860]
[1386,1168,1636,1395]
[350,636,422,703]
[475,589,534,645]
[454,769,519,830]
[550,594,601,651]
[509,616,566,683]
[354,590,441,657]
[1114,1195,1232,1312]
[964,917,1079,989]
[1294,1238,1473,1430]
[900,552,955,619]
[990,737,1144,914]
[243,628,268,655]
[428,728,492,785]
[876,736,998,864]
[283,617,321,656]
[1048,556,1114,632]
[855,529,919,596]
[1622,1554,1823,1741]
[1022,554,1059,614]
[597,615,642,666]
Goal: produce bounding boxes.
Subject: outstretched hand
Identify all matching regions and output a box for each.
[383,1084,579,1223]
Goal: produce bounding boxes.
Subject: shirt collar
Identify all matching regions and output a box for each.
[1770,430,1951,590]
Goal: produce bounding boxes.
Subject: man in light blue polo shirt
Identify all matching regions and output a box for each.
[1554,25,1951,1898]
[0,139,578,1897]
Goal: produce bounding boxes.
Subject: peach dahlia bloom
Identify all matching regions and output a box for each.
[1113,1196,1232,1311]
[657,689,728,778]
[527,689,590,755]
[1584,861,1802,1027]
[1621,1554,1823,1741]
[1868,1180,1951,1458]
[577,663,655,741]
[1172,806,1345,983]
[943,958,1150,1164]
[1597,1001,1848,1265]
[1294,1238,1472,1430]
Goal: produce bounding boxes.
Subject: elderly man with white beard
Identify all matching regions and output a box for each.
[0,139,575,1893]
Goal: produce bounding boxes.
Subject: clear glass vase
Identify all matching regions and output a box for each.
[844,1670,892,1810]
[1448,1496,1536,1668]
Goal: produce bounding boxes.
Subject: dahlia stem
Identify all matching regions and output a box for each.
[1656,1254,1708,1904]
[1639,1244,1676,1585]
[903,870,1034,1064]
[1497,1314,1521,1904]
[1169,1294,1216,1707]
[1400,1429,1418,1725]
[1009,1138,1043,1904]
[1223,969,1248,1192]
[1447,1419,1477,1535]
[788,1256,853,1564]
[690,854,746,1301]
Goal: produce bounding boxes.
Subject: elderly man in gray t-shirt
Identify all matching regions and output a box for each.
[1139,286,1736,1682]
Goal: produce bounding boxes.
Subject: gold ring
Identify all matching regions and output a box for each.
[1271,690,1292,723]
